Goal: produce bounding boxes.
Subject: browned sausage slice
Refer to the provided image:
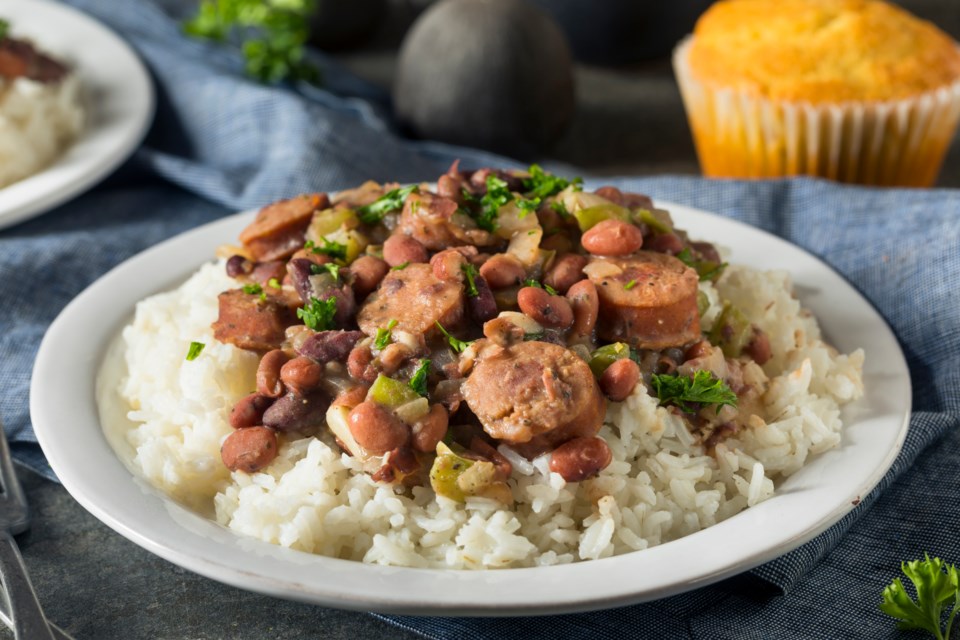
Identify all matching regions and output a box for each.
[397,192,499,251]
[587,251,700,350]
[212,289,300,352]
[356,263,465,338]
[462,341,606,446]
[239,193,329,261]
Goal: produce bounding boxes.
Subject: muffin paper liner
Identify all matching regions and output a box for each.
[673,38,960,186]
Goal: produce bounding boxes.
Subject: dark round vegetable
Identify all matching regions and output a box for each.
[393,0,575,156]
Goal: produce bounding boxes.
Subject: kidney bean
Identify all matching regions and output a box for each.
[745,327,772,365]
[581,219,643,256]
[348,401,410,454]
[684,340,713,362]
[280,356,324,395]
[372,447,422,484]
[297,330,365,363]
[221,426,278,473]
[287,258,317,305]
[226,255,253,278]
[549,437,613,482]
[256,349,289,398]
[383,234,428,267]
[262,392,329,432]
[332,385,369,410]
[623,192,654,210]
[468,275,498,324]
[349,255,389,299]
[566,279,599,340]
[599,358,641,402]
[347,344,379,383]
[379,343,412,375]
[430,248,467,282]
[411,404,449,453]
[645,232,684,255]
[593,186,625,206]
[517,286,574,330]
[228,393,274,429]
[536,205,564,233]
[250,260,287,286]
[479,254,525,289]
[689,241,721,265]
[331,285,357,327]
[540,234,574,254]
[543,253,588,294]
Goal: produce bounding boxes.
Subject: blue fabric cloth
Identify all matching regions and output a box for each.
[0,1,958,638]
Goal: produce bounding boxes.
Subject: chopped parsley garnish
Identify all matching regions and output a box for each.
[522,331,545,342]
[476,176,511,232]
[356,185,419,225]
[551,200,570,218]
[391,261,409,271]
[374,319,397,350]
[522,279,557,295]
[651,370,737,414]
[321,262,340,282]
[305,238,347,260]
[408,359,431,397]
[522,164,582,199]
[297,296,338,331]
[242,283,262,295]
[435,321,474,353]
[267,277,281,289]
[516,196,541,219]
[185,341,205,361]
[462,263,480,297]
[624,279,637,290]
[676,248,728,282]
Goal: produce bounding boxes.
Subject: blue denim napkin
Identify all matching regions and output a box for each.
[1,1,958,638]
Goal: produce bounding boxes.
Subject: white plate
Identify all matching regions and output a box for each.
[0,0,153,230]
[30,203,911,615]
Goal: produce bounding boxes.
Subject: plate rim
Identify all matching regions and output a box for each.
[30,200,912,616]
[0,0,155,230]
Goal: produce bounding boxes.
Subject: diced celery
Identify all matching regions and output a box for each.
[307,208,357,240]
[429,441,476,502]
[367,374,420,409]
[589,342,631,376]
[632,208,672,234]
[573,203,630,232]
[697,290,710,317]
[394,397,430,425]
[708,302,753,358]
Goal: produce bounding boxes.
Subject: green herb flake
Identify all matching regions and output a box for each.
[374,319,398,350]
[408,359,432,397]
[522,164,582,200]
[476,176,511,232]
[297,296,338,331]
[522,279,557,296]
[185,341,205,361]
[551,200,570,218]
[184,0,321,85]
[435,321,474,354]
[651,370,737,414]
[880,554,960,640]
[462,263,480,297]
[306,237,347,260]
[624,279,638,290]
[356,185,419,225]
[242,283,263,296]
[676,247,728,282]
[322,262,340,282]
[267,277,281,289]
[391,261,410,271]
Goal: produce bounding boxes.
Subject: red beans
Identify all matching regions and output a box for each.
[229,393,274,429]
[517,286,574,329]
[479,254,525,289]
[347,344,378,383]
[383,234,428,267]
[430,248,467,281]
[256,349,289,398]
[379,343,411,375]
[644,232,684,255]
[543,253,587,294]
[221,426,278,473]
[581,220,643,256]
[411,404,449,453]
[349,256,389,298]
[745,327,772,365]
[348,401,410,454]
[549,437,613,482]
[566,279,599,339]
[468,274,499,324]
[599,358,640,402]
[593,186,625,206]
[279,356,324,395]
[332,385,369,410]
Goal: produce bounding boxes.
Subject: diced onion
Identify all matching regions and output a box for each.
[583,260,623,279]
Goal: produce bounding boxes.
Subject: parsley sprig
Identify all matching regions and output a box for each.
[184,0,320,84]
[650,370,737,414]
[462,263,480,297]
[435,322,474,353]
[408,359,431,397]
[522,164,582,200]
[676,247,727,282]
[881,555,960,640]
[357,185,418,225]
[297,296,338,331]
[374,319,397,350]
[305,238,347,261]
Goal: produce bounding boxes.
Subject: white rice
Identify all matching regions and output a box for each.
[0,72,83,188]
[109,260,864,568]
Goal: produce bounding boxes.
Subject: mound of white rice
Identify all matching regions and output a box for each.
[0,72,83,188]
[108,260,864,568]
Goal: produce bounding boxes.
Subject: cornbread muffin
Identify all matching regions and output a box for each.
[674,0,960,186]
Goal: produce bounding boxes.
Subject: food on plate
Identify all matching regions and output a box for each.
[673,0,960,187]
[0,20,83,189]
[103,165,865,569]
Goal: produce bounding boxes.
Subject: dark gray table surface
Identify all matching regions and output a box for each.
[8,1,960,638]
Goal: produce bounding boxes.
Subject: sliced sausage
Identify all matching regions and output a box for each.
[212,289,300,352]
[462,341,606,446]
[398,191,499,251]
[586,251,701,350]
[357,263,465,338]
[239,194,328,261]
[0,38,70,83]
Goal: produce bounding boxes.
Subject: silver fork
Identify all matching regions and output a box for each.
[0,419,57,640]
